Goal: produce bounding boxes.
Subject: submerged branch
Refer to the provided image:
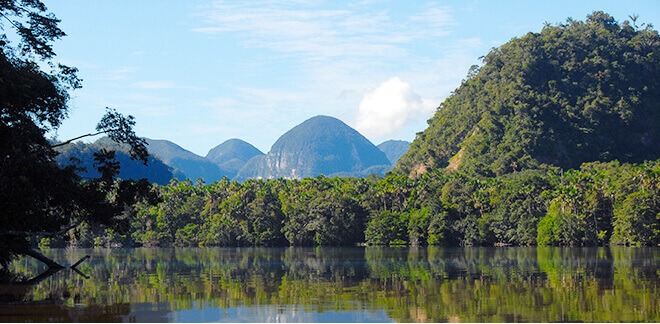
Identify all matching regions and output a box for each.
[21,267,63,285]
[71,267,90,279]
[19,247,64,269]
[70,255,90,269]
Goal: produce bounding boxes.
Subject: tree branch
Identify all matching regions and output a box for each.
[0,219,83,237]
[21,247,64,269]
[51,131,105,148]
[0,11,21,31]
[70,255,90,269]
[5,241,65,269]
[21,267,63,285]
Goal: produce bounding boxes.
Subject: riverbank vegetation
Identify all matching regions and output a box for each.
[42,159,658,248]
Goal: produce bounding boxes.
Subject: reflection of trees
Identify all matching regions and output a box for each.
[0,265,131,322]
[3,247,659,322]
[0,302,133,322]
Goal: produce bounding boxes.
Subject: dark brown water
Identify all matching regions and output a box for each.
[1,247,658,322]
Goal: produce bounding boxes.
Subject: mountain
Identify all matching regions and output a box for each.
[397,12,660,177]
[235,115,391,180]
[377,140,410,165]
[145,138,227,182]
[206,139,264,178]
[54,137,174,185]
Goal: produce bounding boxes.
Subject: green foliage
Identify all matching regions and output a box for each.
[280,176,369,246]
[0,0,160,268]
[365,211,408,246]
[176,224,200,246]
[612,190,660,246]
[486,171,552,245]
[537,201,565,246]
[155,179,205,246]
[104,159,659,249]
[407,207,430,246]
[426,210,451,246]
[398,12,660,177]
[4,6,660,266]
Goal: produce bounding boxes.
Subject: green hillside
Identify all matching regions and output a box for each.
[397,12,660,177]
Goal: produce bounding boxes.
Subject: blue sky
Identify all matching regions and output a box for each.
[44,0,659,155]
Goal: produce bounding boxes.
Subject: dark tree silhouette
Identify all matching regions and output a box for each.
[0,0,150,269]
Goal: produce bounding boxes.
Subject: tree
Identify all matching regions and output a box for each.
[0,0,148,269]
[487,171,553,245]
[611,163,660,246]
[611,190,659,246]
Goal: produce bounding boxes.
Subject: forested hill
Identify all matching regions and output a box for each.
[206,139,264,179]
[235,116,391,180]
[378,140,410,165]
[145,138,228,182]
[397,12,660,177]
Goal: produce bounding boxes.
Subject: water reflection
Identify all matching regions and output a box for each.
[172,304,394,323]
[1,247,658,322]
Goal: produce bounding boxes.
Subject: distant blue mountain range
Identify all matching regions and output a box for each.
[55,116,409,183]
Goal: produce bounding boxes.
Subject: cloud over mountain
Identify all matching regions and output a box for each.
[356,77,435,140]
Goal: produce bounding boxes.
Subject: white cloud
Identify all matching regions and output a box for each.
[132,81,178,90]
[192,2,453,62]
[100,66,138,81]
[356,77,434,140]
[409,6,454,37]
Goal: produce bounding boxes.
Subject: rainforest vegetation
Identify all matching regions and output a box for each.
[43,159,659,248]
[0,0,154,269]
[397,11,660,176]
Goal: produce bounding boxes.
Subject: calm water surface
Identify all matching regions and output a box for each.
[0,247,658,322]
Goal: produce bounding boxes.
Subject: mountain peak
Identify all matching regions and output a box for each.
[145,138,228,182]
[206,138,264,178]
[377,140,410,165]
[236,115,390,180]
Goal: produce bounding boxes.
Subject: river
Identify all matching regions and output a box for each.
[1,247,658,322]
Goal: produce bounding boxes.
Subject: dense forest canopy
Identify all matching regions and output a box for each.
[44,159,659,249]
[397,12,660,177]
